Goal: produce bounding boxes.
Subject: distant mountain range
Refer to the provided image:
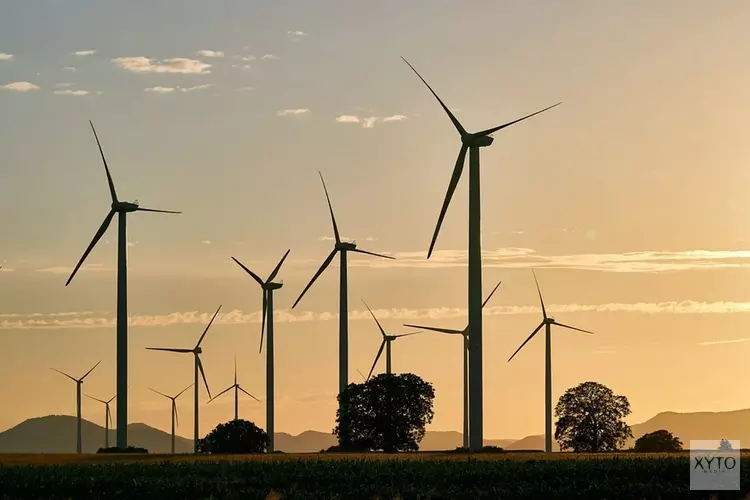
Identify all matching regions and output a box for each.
[2,409,749,453]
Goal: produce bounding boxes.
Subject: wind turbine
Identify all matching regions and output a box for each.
[208,356,261,421]
[507,270,593,453]
[65,121,180,449]
[362,300,422,381]
[146,305,220,452]
[232,249,289,452]
[51,360,101,453]
[150,383,193,454]
[401,57,559,451]
[403,280,501,449]
[84,393,116,449]
[291,171,394,444]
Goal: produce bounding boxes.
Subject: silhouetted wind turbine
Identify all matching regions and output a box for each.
[402,57,559,451]
[150,383,193,454]
[146,305,220,452]
[232,250,289,452]
[65,121,180,449]
[362,300,422,381]
[404,280,501,449]
[51,360,101,453]
[291,172,394,444]
[208,356,261,421]
[508,270,593,453]
[84,393,116,449]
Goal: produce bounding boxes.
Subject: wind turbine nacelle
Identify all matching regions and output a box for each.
[336,242,357,251]
[463,135,494,148]
[266,282,283,290]
[113,201,139,212]
[194,347,203,354]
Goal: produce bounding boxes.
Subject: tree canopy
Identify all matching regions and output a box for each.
[719,439,734,451]
[554,381,633,452]
[334,373,435,452]
[197,419,269,454]
[633,430,683,452]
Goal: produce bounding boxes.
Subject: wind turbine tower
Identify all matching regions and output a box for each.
[150,384,193,454]
[52,360,101,453]
[85,393,116,449]
[209,356,261,421]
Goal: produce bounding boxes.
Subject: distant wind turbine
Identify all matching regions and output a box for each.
[232,249,289,452]
[208,356,261,421]
[150,383,193,454]
[65,121,180,449]
[404,280,501,449]
[507,270,593,453]
[292,172,394,444]
[401,57,559,451]
[84,393,116,449]
[362,300,422,381]
[146,305,220,452]
[51,360,101,453]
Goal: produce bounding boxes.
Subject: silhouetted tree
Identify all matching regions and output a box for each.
[197,419,269,454]
[719,439,734,451]
[554,381,633,452]
[633,430,683,452]
[334,373,435,452]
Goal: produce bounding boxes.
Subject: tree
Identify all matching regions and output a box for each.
[718,439,734,451]
[197,419,269,454]
[554,381,633,452]
[334,373,435,452]
[633,430,683,452]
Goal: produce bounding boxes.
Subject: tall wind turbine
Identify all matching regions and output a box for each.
[404,280,501,449]
[150,383,193,454]
[65,121,180,449]
[84,393,116,449]
[209,356,261,421]
[146,305,220,451]
[291,172,394,444]
[508,270,593,453]
[232,250,289,452]
[51,360,101,453]
[362,300,422,381]
[402,57,559,451]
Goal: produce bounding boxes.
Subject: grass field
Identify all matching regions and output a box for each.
[1,452,748,499]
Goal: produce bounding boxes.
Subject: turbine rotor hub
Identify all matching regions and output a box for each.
[194,347,202,354]
[113,201,139,212]
[462,134,494,148]
[336,242,357,251]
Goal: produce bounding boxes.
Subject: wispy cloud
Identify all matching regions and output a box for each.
[237,55,256,62]
[277,108,310,117]
[381,114,407,123]
[144,84,213,93]
[236,86,255,92]
[363,117,378,128]
[335,115,360,124]
[201,240,212,245]
[261,54,278,60]
[73,50,96,56]
[1,82,40,92]
[35,263,108,275]
[0,53,13,61]
[334,114,407,128]
[5,301,750,330]
[697,338,750,346]
[180,84,213,92]
[63,66,76,72]
[318,236,378,242]
[231,64,252,70]
[196,50,224,58]
[287,30,307,42]
[53,89,90,96]
[112,57,211,74]
[145,86,175,93]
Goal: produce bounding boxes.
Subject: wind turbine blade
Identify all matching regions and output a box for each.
[427,144,468,259]
[149,388,171,399]
[291,249,337,309]
[357,369,366,382]
[89,121,118,203]
[51,368,77,382]
[208,385,233,403]
[476,102,561,137]
[107,406,112,428]
[238,386,262,403]
[231,257,264,286]
[361,299,387,338]
[107,394,117,404]
[259,290,267,354]
[482,281,502,308]
[508,322,545,362]
[135,207,181,214]
[266,249,291,283]
[532,269,547,319]
[350,248,395,260]
[554,322,594,335]
[176,383,194,399]
[403,324,463,335]
[65,210,115,286]
[318,171,341,244]
[196,305,222,349]
[196,356,211,399]
[400,57,466,137]
[81,360,101,380]
[84,394,107,404]
[393,331,422,338]
[173,401,179,428]
[234,355,237,385]
[366,340,387,382]
[146,347,193,353]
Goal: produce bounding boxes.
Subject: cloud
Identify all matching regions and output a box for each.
[1,82,40,92]
[348,248,750,273]
[697,338,750,346]
[318,236,378,242]
[287,30,307,42]
[73,50,96,56]
[0,53,13,61]
[144,84,213,93]
[63,66,77,72]
[335,115,360,124]
[381,114,407,123]
[231,64,252,70]
[277,108,310,117]
[236,86,255,92]
[35,263,108,274]
[180,84,213,92]
[237,55,256,62]
[6,301,750,330]
[196,50,224,58]
[145,86,175,93]
[334,114,407,128]
[53,89,90,96]
[112,57,211,74]
[201,240,212,245]
[363,117,379,128]
[261,54,278,60]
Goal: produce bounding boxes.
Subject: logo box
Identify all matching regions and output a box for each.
[690,440,740,491]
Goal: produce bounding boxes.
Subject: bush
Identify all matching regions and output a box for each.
[197,419,269,454]
[633,430,683,452]
[96,446,148,454]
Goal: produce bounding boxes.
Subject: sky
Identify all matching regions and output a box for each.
[2,0,750,442]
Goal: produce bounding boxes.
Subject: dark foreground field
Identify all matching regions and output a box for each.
[1,452,748,499]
